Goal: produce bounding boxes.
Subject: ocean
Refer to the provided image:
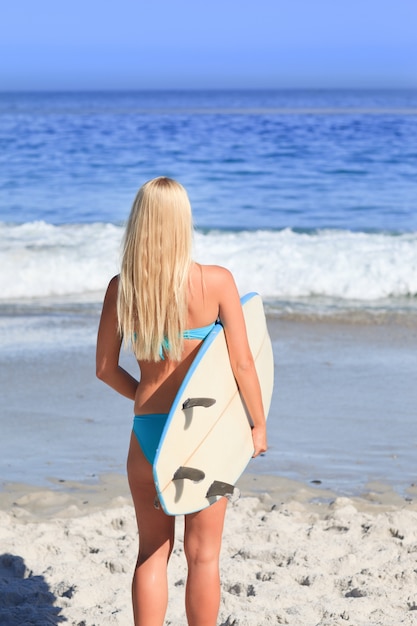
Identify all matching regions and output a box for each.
[1,89,416,494]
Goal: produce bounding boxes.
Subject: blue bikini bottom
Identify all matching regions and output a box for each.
[132,413,169,464]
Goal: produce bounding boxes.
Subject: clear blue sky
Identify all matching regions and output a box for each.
[1,0,416,90]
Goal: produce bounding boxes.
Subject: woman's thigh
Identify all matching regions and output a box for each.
[127,432,175,557]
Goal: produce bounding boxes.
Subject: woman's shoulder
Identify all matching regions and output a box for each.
[196,265,234,285]
[196,263,237,294]
[105,274,120,298]
[197,263,233,281]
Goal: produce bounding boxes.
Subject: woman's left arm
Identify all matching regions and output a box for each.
[96,275,139,400]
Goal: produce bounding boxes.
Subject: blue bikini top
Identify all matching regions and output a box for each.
[182,322,217,340]
[160,321,217,358]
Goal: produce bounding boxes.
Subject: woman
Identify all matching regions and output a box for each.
[96,176,267,626]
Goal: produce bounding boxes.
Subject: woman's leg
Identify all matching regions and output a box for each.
[127,432,175,626]
[184,498,228,626]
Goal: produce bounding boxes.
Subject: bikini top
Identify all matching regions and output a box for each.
[160,321,217,359]
[182,322,217,340]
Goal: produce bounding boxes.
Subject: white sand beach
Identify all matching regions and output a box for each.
[1,474,417,626]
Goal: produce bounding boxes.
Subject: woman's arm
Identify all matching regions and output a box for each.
[96,275,139,400]
[216,269,268,458]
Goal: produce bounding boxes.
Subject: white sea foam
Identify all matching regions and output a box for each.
[0,221,122,299]
[195,228,417,301]
[1,221,417,304]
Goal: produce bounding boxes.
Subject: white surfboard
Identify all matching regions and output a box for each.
[153,292,274,515]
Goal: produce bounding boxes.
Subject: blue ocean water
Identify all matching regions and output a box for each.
[1,89,417,308]
[1,88,417,230]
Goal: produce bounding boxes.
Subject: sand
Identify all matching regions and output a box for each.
[1,474,417,626]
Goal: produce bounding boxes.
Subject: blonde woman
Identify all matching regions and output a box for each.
[96,177,267,626]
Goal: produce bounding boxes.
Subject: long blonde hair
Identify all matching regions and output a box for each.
[117,177,193,361]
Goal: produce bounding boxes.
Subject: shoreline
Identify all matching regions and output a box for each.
[1,471,416,521]
[1,313,417,495]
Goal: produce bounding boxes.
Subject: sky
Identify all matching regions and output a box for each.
[0,0,416,90]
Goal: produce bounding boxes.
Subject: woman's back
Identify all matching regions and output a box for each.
[134,262,226,415]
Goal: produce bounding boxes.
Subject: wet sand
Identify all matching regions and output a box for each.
[1,313,416,493]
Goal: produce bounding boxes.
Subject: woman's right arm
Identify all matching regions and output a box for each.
[96,275,139,400]
[215,268,268,457]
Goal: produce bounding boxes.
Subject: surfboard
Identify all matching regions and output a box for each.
[153,292,274,515]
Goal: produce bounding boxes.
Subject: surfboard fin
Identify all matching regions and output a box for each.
[206,480,236,499]
[182,397,216,410]
[173,466,206,482]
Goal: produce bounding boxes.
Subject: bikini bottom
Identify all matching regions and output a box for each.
[132,413,169,464]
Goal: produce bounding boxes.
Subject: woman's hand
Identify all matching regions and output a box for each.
[251,425,268,458]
